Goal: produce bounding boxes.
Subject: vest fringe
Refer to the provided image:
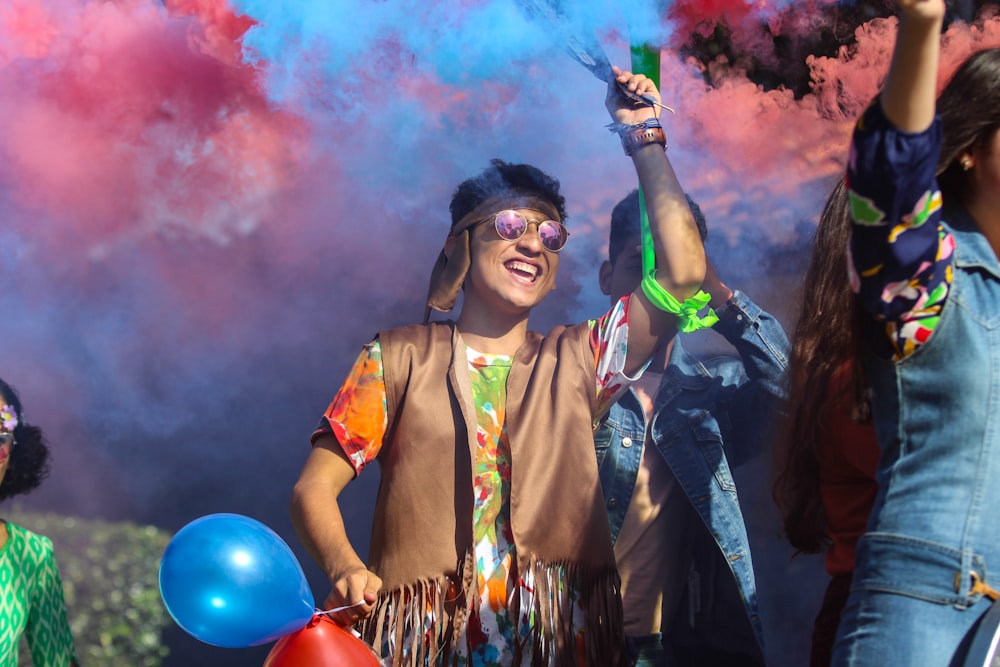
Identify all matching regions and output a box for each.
[360,553,625,666]
[525,556,627,667]
[359,551,477,667]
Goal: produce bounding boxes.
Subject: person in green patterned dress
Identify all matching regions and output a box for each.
[291,66,708,666]
[0,377,79,667]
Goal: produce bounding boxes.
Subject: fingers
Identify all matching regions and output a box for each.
[616,70,657,99]
[607,67,662,110]
[363,571,384,605]
[325,568,383,626]
[321,591,360,626]
[606,66,663,126]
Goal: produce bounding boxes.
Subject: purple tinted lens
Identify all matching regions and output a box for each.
[494,211,526,240]
[538,221,567,251]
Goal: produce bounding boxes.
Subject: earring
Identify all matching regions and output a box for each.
[962,158,973,171]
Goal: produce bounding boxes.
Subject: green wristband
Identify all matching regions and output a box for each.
[640,273,719,333]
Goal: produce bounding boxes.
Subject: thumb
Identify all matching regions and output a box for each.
[364,572,383,603]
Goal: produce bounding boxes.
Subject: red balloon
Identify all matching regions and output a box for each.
[263,615,381,667]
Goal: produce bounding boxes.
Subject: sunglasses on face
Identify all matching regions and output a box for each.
[481,210,570,252]
[0,432,14,450]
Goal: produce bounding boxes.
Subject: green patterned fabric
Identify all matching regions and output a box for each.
[0,522,78,666]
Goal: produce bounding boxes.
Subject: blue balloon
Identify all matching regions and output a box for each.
[159,513,315,648]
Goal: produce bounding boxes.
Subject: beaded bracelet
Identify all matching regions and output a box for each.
[640,273,719,333]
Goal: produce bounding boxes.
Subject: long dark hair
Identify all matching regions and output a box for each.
[773,179,870,554]
[937,48,1000,202]
[0,377,51,502]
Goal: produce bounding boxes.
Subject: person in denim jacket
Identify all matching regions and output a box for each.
[832,1,1000,664]
[594,190,789,666]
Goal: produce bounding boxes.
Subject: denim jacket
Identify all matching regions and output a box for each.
[595,290,789,665]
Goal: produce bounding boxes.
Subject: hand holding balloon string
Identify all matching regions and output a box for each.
[319,565,383,626]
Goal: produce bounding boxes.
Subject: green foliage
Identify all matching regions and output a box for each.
[7,511,172,667]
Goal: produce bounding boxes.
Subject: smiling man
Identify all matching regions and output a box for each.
[289,67,708,667]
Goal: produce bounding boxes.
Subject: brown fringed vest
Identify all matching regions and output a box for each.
[357,321,626,667]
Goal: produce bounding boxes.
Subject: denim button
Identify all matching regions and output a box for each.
[622,437,633,448]
[608,498,617,509]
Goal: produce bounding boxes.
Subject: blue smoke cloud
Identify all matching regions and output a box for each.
[232,0,676,106]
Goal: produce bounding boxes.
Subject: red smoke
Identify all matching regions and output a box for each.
[652,8,1000,244]
[0,0,306,252]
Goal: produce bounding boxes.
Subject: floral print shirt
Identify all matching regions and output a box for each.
[313,295,638,665]
[847,101,955,360]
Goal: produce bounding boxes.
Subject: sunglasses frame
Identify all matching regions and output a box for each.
[483,209,570,253]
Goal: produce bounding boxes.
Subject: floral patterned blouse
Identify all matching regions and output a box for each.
[847,101,954,360]
[313,295,639,665]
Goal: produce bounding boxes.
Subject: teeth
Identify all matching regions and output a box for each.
[506,261,538,278]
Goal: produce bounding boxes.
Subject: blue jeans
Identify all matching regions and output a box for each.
[831,590,992,666]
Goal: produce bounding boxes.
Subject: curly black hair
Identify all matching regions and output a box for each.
[0,377,51,501]
[449,159,567,227]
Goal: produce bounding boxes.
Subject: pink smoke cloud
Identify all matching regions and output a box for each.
[0,0,306,254]
[652,9,1000,246]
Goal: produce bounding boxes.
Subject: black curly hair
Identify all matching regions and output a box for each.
[0,377,51,502]
[449,159,567,227]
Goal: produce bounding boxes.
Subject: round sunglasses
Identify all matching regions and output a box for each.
[479,210,570,252]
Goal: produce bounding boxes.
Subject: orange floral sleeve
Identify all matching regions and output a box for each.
[310,340,388,475]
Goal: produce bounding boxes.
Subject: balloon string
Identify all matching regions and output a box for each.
[315,600,367,616]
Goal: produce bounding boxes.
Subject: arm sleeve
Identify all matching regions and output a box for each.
[26,541,78,667]
[589,294,644,420]
[710,290,791,466]
[712,290,790,397]
[847,101,955,360]
[310,340,388,475]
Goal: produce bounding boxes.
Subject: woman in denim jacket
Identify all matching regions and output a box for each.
[834,1,1000,664]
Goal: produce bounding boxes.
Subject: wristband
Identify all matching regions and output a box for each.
[607,117,667,156]
[620,126,667,156]
[605,117,662,134]
[640,273,719,333]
